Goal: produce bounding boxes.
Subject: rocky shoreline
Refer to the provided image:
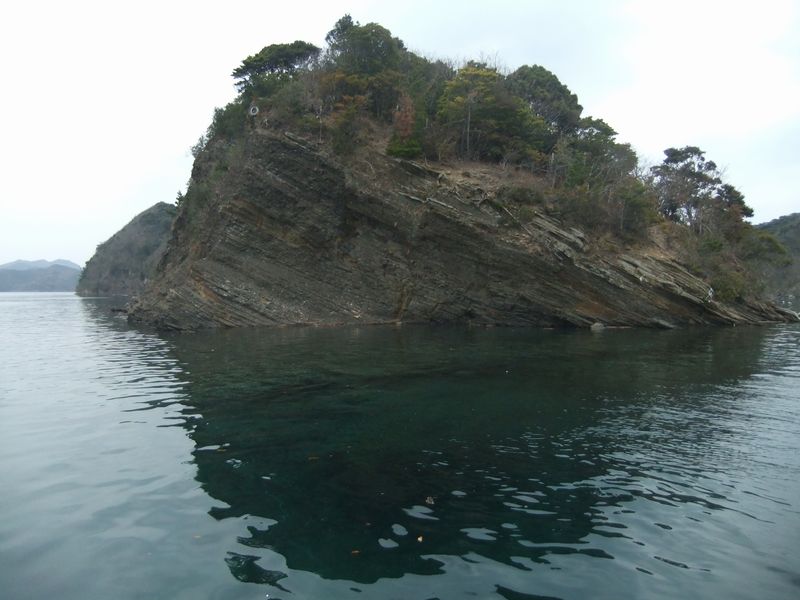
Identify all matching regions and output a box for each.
[126,129,797,331]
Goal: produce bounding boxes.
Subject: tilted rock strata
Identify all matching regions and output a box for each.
[129,130,797,330]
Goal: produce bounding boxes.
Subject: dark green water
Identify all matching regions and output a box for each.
[1,293,799,599]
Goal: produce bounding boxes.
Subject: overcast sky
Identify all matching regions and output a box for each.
[1,0,797,265]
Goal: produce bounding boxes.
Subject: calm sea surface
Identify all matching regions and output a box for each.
[1,292,799,600]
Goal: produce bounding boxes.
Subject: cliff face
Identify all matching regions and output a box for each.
[77,202,176,297]
[128,129,797,330]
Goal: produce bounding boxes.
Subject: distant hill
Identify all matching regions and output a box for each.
[0,259,81,271]
[0,262,81,292]
[77,202,176,297]
[757,213,800,308]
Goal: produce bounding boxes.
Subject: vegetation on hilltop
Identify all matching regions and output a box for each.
[757,213,799,307]
[187,14,787,304]
[77,203,176,297]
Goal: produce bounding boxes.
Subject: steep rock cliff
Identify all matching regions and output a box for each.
[77,202,176,297]
[129,129,797,330]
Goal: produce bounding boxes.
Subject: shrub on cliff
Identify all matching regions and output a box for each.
[331,95,366,155]
[208,101,247,140]
[386,92,422,158]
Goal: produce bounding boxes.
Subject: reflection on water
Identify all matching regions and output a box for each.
[1,293,799,600]
[167,323,799,598]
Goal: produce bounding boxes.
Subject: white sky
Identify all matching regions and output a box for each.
[1,0,797,265]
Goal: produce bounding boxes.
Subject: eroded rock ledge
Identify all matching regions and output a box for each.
[128,130,798,330]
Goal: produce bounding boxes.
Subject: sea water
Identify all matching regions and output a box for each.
[1,293,798,599]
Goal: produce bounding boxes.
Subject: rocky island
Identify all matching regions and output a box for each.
[118,16,796,330]
[128,129,793,330]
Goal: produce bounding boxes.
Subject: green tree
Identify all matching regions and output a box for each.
[232,41,320,93]
[651,146,752,236]
[330,95,366,155]
[325,16,405,76]
[322,16,406,120]
[325,15,356,51]
[550,118,651,234]
[437,63,547,161]
[506,65,583,143]
[652,146,721,225]
[717,183,753,219]
[207,100,247,139]
[557,117,637,189]
[401,55,455,121]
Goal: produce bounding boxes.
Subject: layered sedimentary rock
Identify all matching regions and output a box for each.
[128,129,797,330]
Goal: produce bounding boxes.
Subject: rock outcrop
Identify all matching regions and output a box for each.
[128,129,798,330]
[77,202,176,297]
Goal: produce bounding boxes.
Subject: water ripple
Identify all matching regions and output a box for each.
[2,294,799,599]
